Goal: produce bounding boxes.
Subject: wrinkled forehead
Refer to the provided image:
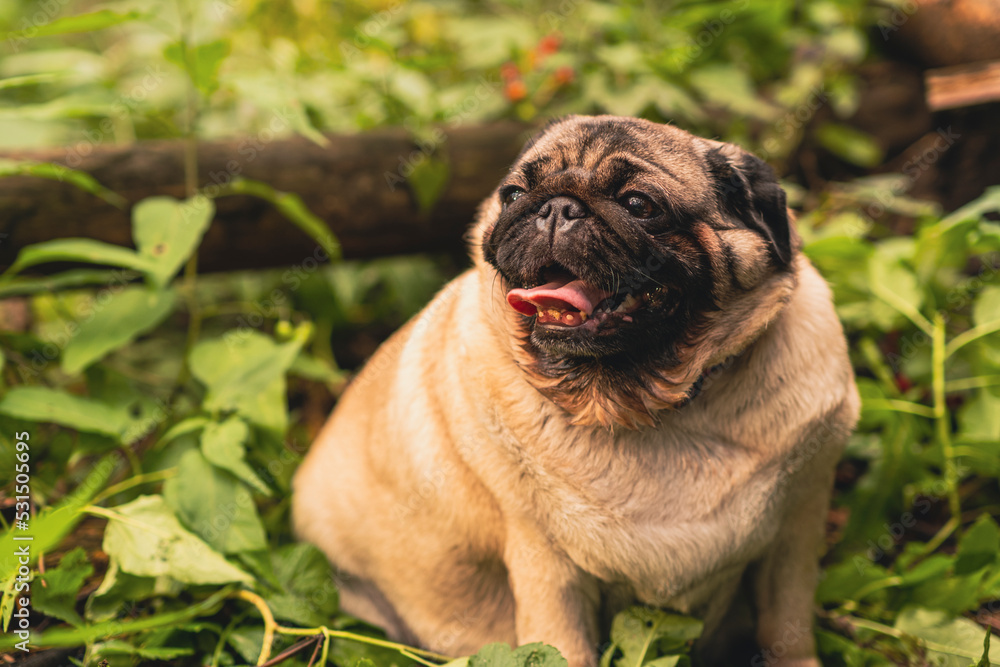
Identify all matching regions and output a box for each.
[511,117,709,191]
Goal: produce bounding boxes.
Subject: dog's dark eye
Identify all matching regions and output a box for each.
[619,192,659,219]
[501,187,527,209]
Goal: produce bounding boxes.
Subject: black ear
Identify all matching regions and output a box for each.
[705,146,793,266]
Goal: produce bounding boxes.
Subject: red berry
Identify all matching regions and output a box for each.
[537,33,561,56]
[554,66,574,85]
[505,80,528,102]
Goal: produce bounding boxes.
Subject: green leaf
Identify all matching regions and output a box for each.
[468,642,568,667]
[31,548,93,626]
[601,608,702,667]
[0,160,125,208]
[31,9,145,37]
[0,387,126,438]
[1,239,153,281]
[973,287,1000,328]
[0,269,140,299]
[264,543,339,626]
[868,252,925,329]
[815,122,883,168]
[1,576,17,632]
[407,156,450,215]
[199,416,270,495]
[0,453,118,583]
[190,327,308,439]
[0,588,229,651]
[61,287,176,374]
[164,449,268,553]
[941,185,1000,228]
[102,495,252,585]
[222,179,340,260]
[95,639,194,660]
[959,391,1000,442]
[164,39,231,97]
[955,515,1000,576]
[132,196,215,287]
[895,607,1000,667]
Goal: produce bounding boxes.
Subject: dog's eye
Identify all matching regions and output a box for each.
[501,187,526,209]
[619,192,659,219]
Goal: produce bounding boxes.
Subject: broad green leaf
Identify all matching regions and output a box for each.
[959,391,1000,442]
[973,286,1000,328]
[157,417,210,448]
[0,160,125,208]
[164,449,267,553]
[289,352,345,384]
[84,560,159,623]
[32,548,93,626]
[898,555,953,586]
[102,495,252,585]
[132,196,215,287]
[0,576,16,632]
[602,608,702,667]
[164,39,230,97]
[941,185,1000,228]
[408,156,450,215]
[955,515,1000,575]
[31,9,144,37]
[222,179,340,260]
[1,239,153,281]
[895,607,1000,667]
[264,543,339,627]
[0,453,118,583]
[61,287,176,374]
[199,417,270,494]
[0,588,228,651]
[815,122,883,168]
[0,387,126,438]
[227,626,266,664]
[0,73,61,90]
[868,253,924,327]
[905,567,985,615]
[0,269,140,299]
[190,327,308,438]
[94,639,194,660]
[469,643,568,667]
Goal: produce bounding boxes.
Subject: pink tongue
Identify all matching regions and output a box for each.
[507,279,612,317]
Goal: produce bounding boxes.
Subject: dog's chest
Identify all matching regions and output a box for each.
[496,413,788,599]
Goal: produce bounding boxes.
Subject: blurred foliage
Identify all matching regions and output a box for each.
[0,0,999,666]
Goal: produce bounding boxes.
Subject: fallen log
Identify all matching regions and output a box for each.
[0,122,531,273]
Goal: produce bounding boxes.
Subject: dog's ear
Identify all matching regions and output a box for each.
[703,143,793,266]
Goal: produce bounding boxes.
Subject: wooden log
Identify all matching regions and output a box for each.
[926,60,1000,110]
[0,122,531,273]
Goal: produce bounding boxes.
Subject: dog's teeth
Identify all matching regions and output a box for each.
[616,294,638,312]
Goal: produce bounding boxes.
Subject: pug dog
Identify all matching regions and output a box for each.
[293,115,859,667]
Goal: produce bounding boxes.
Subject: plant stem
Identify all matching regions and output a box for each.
[932,313,962,526]
[91,468,176,504]
[234,590,452,666]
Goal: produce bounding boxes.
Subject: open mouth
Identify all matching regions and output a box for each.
[506,264,662,329]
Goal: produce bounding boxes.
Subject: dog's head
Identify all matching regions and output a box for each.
[475,115,799,428]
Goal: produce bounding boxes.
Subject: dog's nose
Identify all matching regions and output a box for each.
[536,196,588,240]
